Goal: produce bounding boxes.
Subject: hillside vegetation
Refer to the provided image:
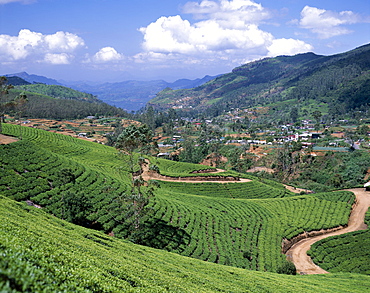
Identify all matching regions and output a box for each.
[150,43,370,121]
[15,84,101,103]
[5,86,129,119]
[3,195,370,292]
[308,208,370,275]
[65,75,216,111]
[0,124,356,272]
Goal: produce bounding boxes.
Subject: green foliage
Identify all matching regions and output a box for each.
[276,261,297,275]
[153,185,353,271]
[153,157,217,176]
[2,196,370,292]
[16,84,99,102]
[150,44,370,122]
[116,124,156,155]
[308,208,370,275]
[290,151,370,192]
[7,89,128,119]
[0,77,28,133]
[158,180,292,199]
[0,124,360,276]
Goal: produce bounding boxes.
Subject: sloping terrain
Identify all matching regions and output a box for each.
[64,75,217,111]
[0,124,355,272]
[307,190,370,275]
[149,43,370,119]
[15,83,101,103]
[2,195,370,292]
[5,89,129,119]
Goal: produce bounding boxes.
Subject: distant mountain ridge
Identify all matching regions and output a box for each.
[64,75,218,111]
[6,72,217,111]
[6,72,62,86]
[149,43,370,119]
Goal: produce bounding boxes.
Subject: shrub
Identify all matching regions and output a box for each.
[276,261,296,275]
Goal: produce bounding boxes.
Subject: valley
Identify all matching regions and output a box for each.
[1,43,370,292]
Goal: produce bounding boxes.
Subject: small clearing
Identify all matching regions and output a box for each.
[0,134,18,144]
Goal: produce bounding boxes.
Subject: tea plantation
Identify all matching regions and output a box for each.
[1,195,370,292]
[308,208,370,275]
[1,124,369,291]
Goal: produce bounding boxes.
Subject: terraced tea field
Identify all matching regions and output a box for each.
[1,195,370,292]
[0,124,368,291]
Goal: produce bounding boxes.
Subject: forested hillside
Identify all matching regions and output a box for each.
[65,75,217,111]
[16,84,101,103]
[150,43,370,120]
[3,81,129,119]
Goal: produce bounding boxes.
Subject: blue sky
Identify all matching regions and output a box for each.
[0,0,369,82]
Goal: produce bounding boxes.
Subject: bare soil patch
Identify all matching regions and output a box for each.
[0,134,18,144]
[283,185,312,194]
[246,166,275,174]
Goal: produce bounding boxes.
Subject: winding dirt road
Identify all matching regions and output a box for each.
[286,188,370,274]
[142,161,370,275]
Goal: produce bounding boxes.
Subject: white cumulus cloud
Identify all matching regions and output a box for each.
[183,0,271,27]
[44,53,71,65]
[299,6,362,39]
[139,0,312,64]
[93,47,124,63]
[0,29,85,64]
[267,39,313,57]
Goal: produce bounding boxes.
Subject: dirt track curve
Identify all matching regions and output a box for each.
[286,188,370,274]
[141,161,252,183]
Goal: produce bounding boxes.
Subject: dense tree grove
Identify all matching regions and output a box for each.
[0,77,28,133]
[16,84,100,102]
[7,90,129,119]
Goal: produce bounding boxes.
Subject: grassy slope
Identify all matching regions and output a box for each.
[0,124,363,282]
[1,195,370,293]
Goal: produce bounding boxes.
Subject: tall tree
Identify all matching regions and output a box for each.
[290,107,299,123]
[114,123,159,235]
[0,77,27,133]
[116,123,157,173]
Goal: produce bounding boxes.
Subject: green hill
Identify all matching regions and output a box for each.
[149,43,370,120]
[5,88,129,119]
[0,125,354,265]
[15,83,101,103]
[3,195,370,292]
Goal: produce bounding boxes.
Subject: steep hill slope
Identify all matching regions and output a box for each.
[5,87,129,119]
[0,124,356,272]
[2,195,370,292]
[15,83,101,103]
[150,43,370,119]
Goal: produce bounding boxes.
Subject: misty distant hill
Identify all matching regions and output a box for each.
[5,72,217,111]
[6,72,62,86]
[63,75,217,111]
